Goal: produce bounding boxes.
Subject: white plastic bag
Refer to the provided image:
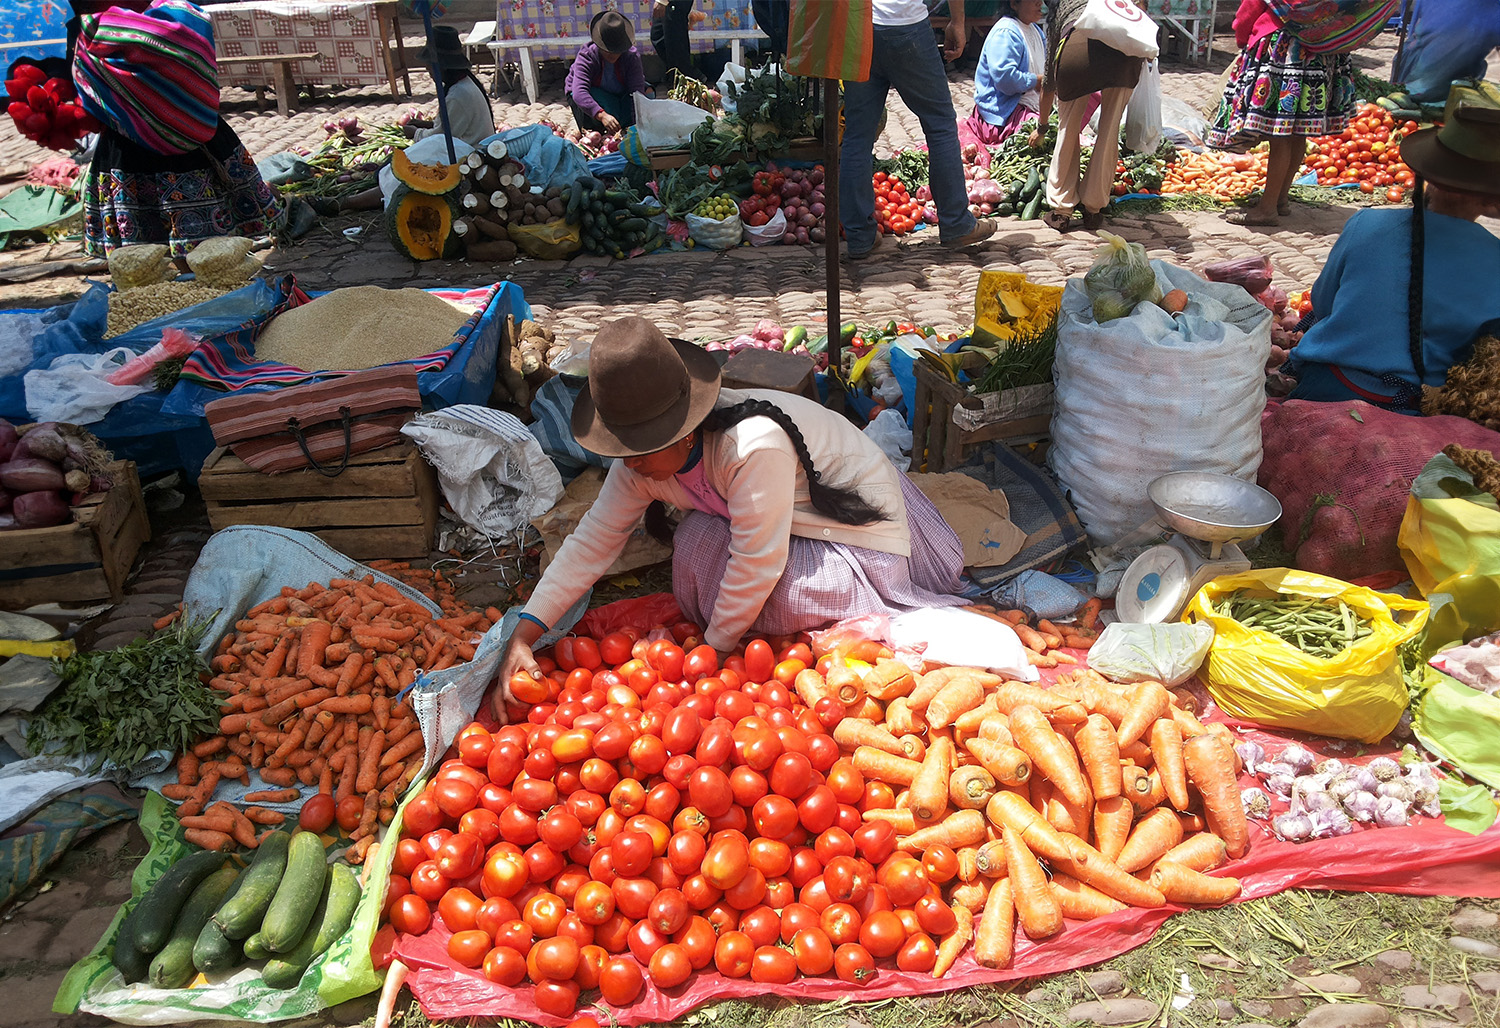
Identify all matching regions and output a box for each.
[716,63,748,113]
[1049,260,1272,545]
[888,608,1039,681]
[1124,59,1163,153]
[864,408,912,470]
[1087,621,1214,686]
[633,93,712,149]
[23,347,155,424]
[687,211,743,249]
[1072,0,1160,59]
[401,405,563,539]
[742,207,787,246]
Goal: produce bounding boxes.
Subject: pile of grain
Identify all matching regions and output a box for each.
[105,281,227,338]
[252,286,472,371]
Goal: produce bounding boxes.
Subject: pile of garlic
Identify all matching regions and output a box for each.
[1236,742,1442,842]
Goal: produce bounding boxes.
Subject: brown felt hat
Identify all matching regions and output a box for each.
[590,10,635,55]
[1400,80,1500,198]
[571,316,721,458]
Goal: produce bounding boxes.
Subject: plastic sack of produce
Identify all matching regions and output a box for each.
[1088,621,1214,686]
[1081,231,1161,324]
[742,206,786,246]
[1050,260,1271,545]
[632,93,713,149]
[686,210,743,250]
[1183,569,1428,743]
[1260,400,1500,581]
[507,218,582,260]
[1398,450,1500,652]
[54,791,385,1024]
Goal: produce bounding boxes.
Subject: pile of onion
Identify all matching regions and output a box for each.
[0,420,115,530]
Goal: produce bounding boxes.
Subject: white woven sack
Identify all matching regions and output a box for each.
[1048,260,1271,545]
[401,405,563,539]
[687,211,744,250]
[952,381,1055,433]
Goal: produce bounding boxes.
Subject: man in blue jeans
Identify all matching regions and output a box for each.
[841,0,997,259]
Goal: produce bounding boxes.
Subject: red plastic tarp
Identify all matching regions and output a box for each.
[398,597,1500,1025]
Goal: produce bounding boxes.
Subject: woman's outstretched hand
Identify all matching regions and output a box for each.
[493,620,546,721]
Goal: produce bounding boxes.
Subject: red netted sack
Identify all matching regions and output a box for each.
[1258,400,1500,580]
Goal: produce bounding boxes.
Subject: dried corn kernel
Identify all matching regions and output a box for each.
[105,281,227,338]
[108,244,171,290]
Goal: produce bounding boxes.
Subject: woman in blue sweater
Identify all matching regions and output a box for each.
[1288,82,1500,411]
[960,0,1046,156]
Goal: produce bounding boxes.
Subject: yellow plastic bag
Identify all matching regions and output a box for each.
[1182,569,1428,743]
[507,220,581,260]
[1397,451,1500,653]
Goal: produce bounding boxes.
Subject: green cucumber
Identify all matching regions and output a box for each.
[1022,167,1040,197]
[242,932,271,961]
[784,325,808,351]
[261,865,360,989]
[628,202,660,218]
[214,829,290,940]
[1020,193,1044,221]
[111,907,152,983]
[131,850,225,955]
[260,831,327,953]
[840,323,858,343]
[193,866,249,974]
[149,867,239,989]
[604,188,632,207]
[617,217,648,234]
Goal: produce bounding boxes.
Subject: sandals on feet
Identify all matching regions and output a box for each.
[1042,209,1073,232]
[1080,209,1105,231]
[1227,209,1280,227]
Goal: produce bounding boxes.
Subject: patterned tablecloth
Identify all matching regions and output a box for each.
[495,0,758,60]
[208,1,399,89]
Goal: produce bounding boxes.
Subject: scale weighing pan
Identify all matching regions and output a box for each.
[1117,473,1283,623]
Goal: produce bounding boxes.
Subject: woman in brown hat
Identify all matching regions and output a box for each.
[565,10,647,136]
[496,317,967,708]
[1286,81,1500,411]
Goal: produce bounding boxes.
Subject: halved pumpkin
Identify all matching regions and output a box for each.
[391,147,462,195]
[387,184,460,260]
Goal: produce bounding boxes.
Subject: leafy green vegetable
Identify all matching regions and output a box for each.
[27,617,223,774]
[657,165,717,219]
[971,316,1059,396]
[725,67,823,155]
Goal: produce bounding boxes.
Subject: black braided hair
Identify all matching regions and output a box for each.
[1407,175,1428,384]
[702,399,890,526]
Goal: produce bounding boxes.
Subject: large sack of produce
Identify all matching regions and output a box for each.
[1259,400,1500,580]
[1050,258,1271,545]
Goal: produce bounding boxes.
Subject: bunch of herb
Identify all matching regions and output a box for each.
[971,316,1058,395]
[657,164,717,219]
[27,616,223,773]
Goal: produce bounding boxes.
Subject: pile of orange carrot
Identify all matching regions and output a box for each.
[816,644,1248,970]
[164,572,498,861]
[1162,150,1270,202]
[963,599,1101,668]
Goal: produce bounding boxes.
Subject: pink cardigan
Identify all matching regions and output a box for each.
[1233,0,1283,48]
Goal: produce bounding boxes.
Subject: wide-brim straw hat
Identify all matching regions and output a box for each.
[1400,80,1500,197]
[571,316,722,458]
[420,25,472,73]
[590,10,635,55]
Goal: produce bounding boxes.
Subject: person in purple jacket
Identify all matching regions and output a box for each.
[566,10,648,136]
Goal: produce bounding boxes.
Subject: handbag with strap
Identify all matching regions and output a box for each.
[1267,0,1398,55]
[1071,0,1160,60]
[205,366,421,475]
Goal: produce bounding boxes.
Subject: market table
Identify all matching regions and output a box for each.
[485,0,765,103]
[206,0,413,109]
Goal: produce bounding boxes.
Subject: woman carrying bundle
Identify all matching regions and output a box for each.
[495,317,968,710]
[71,0,287,258]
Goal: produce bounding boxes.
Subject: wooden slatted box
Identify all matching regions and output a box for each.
[198,441,439,559]
[0,461,150,608]
[910,352,1052,472]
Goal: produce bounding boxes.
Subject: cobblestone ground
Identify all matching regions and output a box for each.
[1,25,1498,1028]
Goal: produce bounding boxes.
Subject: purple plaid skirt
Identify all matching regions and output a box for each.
[672,475,967,638]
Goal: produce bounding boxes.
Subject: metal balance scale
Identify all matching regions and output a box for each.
[1116,472,1284,623]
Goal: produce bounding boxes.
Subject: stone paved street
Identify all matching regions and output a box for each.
[1,18,1498,1028]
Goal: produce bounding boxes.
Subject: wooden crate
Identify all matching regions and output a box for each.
[199,441,439,560]
[911,352,1052,473]
[0,461,150,609]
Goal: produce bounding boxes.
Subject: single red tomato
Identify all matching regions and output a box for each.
[598,954,645,1004]
[389,893,431,935]
[299,794,335,833]
[714,929,755,977]
[750,945,798,983]
[834,942,877,984]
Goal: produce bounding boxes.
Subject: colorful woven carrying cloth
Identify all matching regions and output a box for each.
[1266,0,1399,55]
[72,0,219,155]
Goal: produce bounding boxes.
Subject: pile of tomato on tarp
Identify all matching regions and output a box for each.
[378,602,1500,1027]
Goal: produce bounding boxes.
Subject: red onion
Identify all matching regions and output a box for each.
[783,232,798,245]
[0,459,66,493]
[0,420,15,463]
[809,202,825,218]
[810,227,825,243]
[794,227,810,244]
[809,168,824,185]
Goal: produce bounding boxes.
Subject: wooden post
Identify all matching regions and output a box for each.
[823,79,843,413]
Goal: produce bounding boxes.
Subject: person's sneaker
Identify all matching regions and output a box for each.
[843,233,892,262]
[942,219,997,248]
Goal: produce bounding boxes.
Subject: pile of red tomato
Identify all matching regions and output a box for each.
[873,172,924,236]
[1304,103,1422,203]
[380,627,960,1021]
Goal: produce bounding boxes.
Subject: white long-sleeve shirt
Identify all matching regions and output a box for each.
[524,388,912,652]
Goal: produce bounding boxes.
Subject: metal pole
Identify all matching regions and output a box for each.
[822,78,842,411]
[417,0,458,164]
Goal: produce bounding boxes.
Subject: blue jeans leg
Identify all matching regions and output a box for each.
[839,70,889,254]
[877,21,976,242]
